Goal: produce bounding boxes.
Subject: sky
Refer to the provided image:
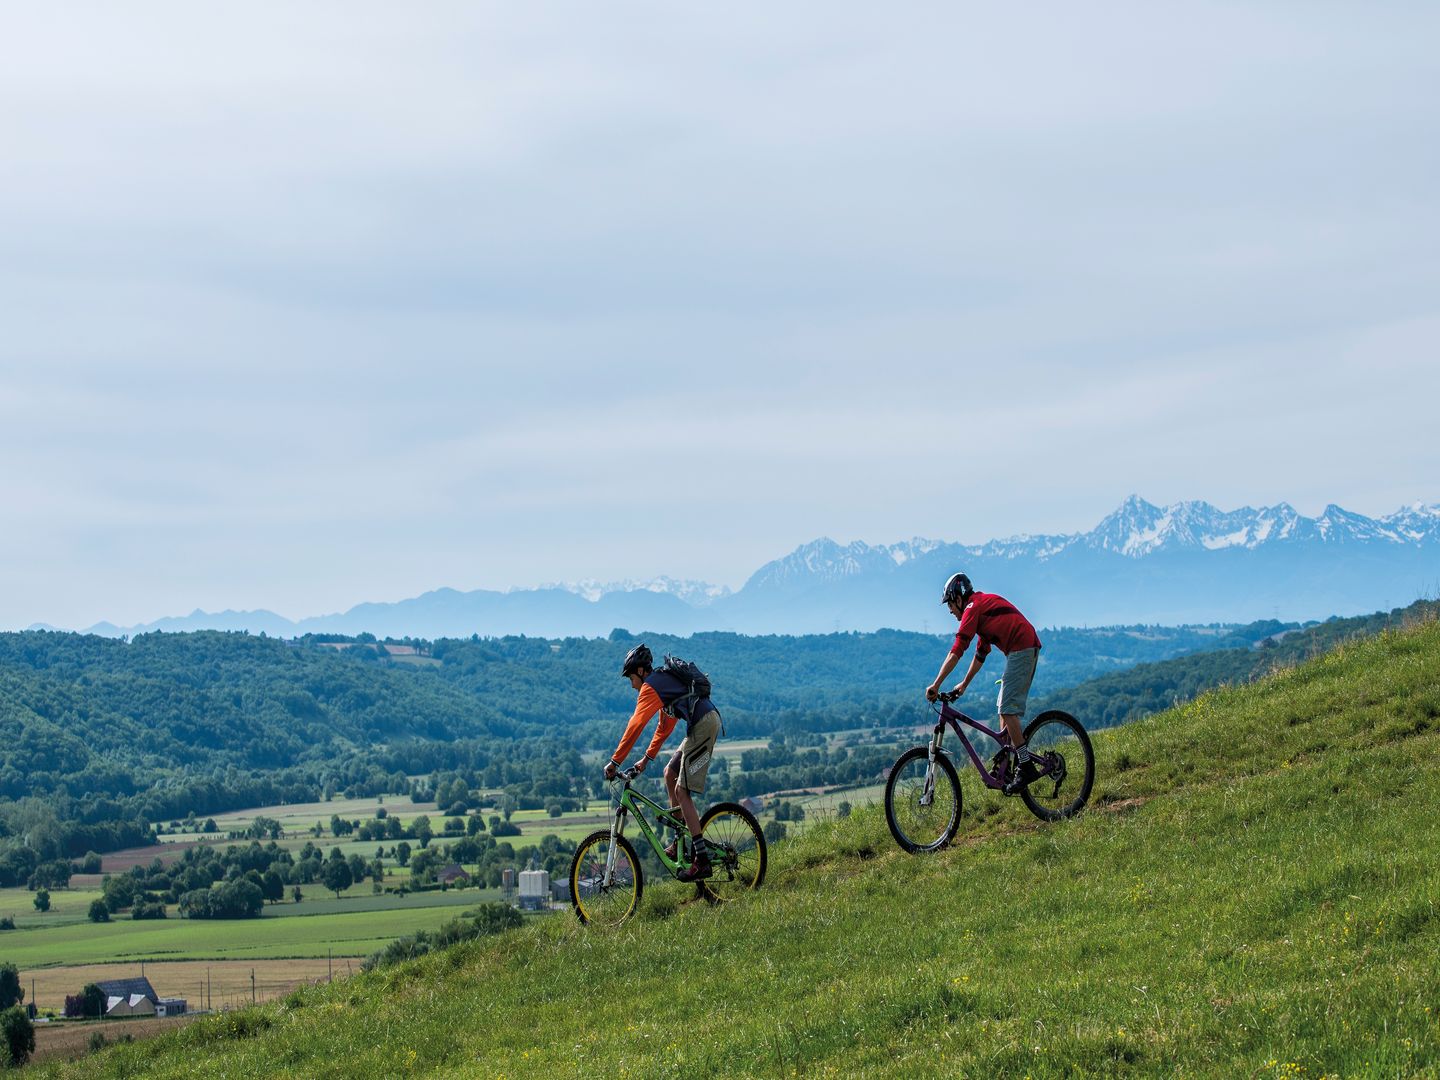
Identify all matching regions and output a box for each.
[2,2,1438,630]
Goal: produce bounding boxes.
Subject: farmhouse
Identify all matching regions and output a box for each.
[437,863,470,886]
[95,976,159,1018]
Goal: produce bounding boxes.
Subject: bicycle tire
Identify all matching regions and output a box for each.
[698,802,767,904]
[569,830,643,926]
[884,746,962,853]
[1019,710,1094,822]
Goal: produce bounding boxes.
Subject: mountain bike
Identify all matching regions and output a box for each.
[569,765,767,925]
[884,690,1094,853]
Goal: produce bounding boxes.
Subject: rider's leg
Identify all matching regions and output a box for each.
[673,784,703,837]
[675,710,721,880]
[662,753,689,859]
[997,648,1039,758]
[1001,713,1027,754]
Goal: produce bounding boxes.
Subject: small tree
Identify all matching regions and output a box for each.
[0,964,22,1009]
[291,886,303,904]
[395,841,411,867]
[0,1005,34,1067]
[88,899,111,923]
[32,890,49,913]
[837,801,852,820]
[81,983,106,1019]
[322,858,353,900]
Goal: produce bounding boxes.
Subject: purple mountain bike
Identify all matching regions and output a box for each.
[884,690,1095,853]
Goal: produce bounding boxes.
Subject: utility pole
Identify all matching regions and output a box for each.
[250,969,256,1004]
[328,948,332,982]
[207,968,211,1012]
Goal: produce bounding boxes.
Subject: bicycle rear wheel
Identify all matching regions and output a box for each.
[698,802,766,904]
[570,831,643,925]
[885,746,962,853]
[1019,711,1094,822]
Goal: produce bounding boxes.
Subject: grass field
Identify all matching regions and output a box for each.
[152,794,445,848]
[0,886,105,928]
[5,898,523,969]
[42,616,1440,1077]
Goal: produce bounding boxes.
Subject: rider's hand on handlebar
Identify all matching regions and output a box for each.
[632,757,648,775]
[925,683,940,702]
[603,759,619,781]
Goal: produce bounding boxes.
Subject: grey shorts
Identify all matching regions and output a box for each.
[666,709,721,795]
[998,647,1039,717]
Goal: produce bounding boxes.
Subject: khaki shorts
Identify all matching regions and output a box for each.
[667,709,721,795]
[998,647,1039,717]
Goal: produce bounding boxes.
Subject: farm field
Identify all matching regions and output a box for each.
[153,793,444,843]
[0,887,105,927]
[27,957,357,1017]
[32,1015,197,1065]
[2,897,532,968]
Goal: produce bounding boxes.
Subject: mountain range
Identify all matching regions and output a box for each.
[49,496,1440,639]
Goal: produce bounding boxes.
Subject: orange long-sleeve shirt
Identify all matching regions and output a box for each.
[610,683,679,765]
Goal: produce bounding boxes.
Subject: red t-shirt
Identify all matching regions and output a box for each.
[951,592,1041,661]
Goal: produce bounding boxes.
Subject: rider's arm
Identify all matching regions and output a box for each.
[643,710,679,761]
[928,649,963,694]
[955,651,985,693]
[611,683,665,766]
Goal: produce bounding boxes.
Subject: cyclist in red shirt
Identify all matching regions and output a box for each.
[925,573,1043,794]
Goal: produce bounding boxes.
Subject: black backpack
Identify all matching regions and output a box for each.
[660,654,713,724]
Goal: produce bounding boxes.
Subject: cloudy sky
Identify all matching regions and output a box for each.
[2,2,1437,630]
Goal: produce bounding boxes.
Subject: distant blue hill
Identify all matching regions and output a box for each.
[75,496,1439,639]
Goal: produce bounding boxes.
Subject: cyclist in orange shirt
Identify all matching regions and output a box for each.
[604,644,722,882]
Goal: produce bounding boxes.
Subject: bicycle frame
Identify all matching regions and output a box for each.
[601,778,686,886]
[929,699,1058,791]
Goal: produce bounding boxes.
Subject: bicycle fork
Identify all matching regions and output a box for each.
[602,806,627,887]
[920,726,944,807]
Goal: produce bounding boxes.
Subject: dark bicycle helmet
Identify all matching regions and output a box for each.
[620,643,653,677]
[941,573,974,606]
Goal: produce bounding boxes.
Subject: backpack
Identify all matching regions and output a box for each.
[659,654,714,726]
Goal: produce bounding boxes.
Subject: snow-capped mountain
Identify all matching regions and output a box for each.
[59,496,1439,639]
[743,537,944,591]
[718,496,1440,631]
[538,577,733,607]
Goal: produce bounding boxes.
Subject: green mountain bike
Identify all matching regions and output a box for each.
[569,765,767,925]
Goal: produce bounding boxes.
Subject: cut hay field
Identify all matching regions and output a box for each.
[32,1015,197,1066]
[26,957,359,1016]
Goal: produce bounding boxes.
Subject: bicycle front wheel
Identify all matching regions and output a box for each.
[698,802,767,904]
[1020,711,1095,822]
[570,831,643,926]
[885,746,962,853]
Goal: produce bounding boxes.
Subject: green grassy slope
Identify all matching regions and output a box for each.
[47,619,1440,1078]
